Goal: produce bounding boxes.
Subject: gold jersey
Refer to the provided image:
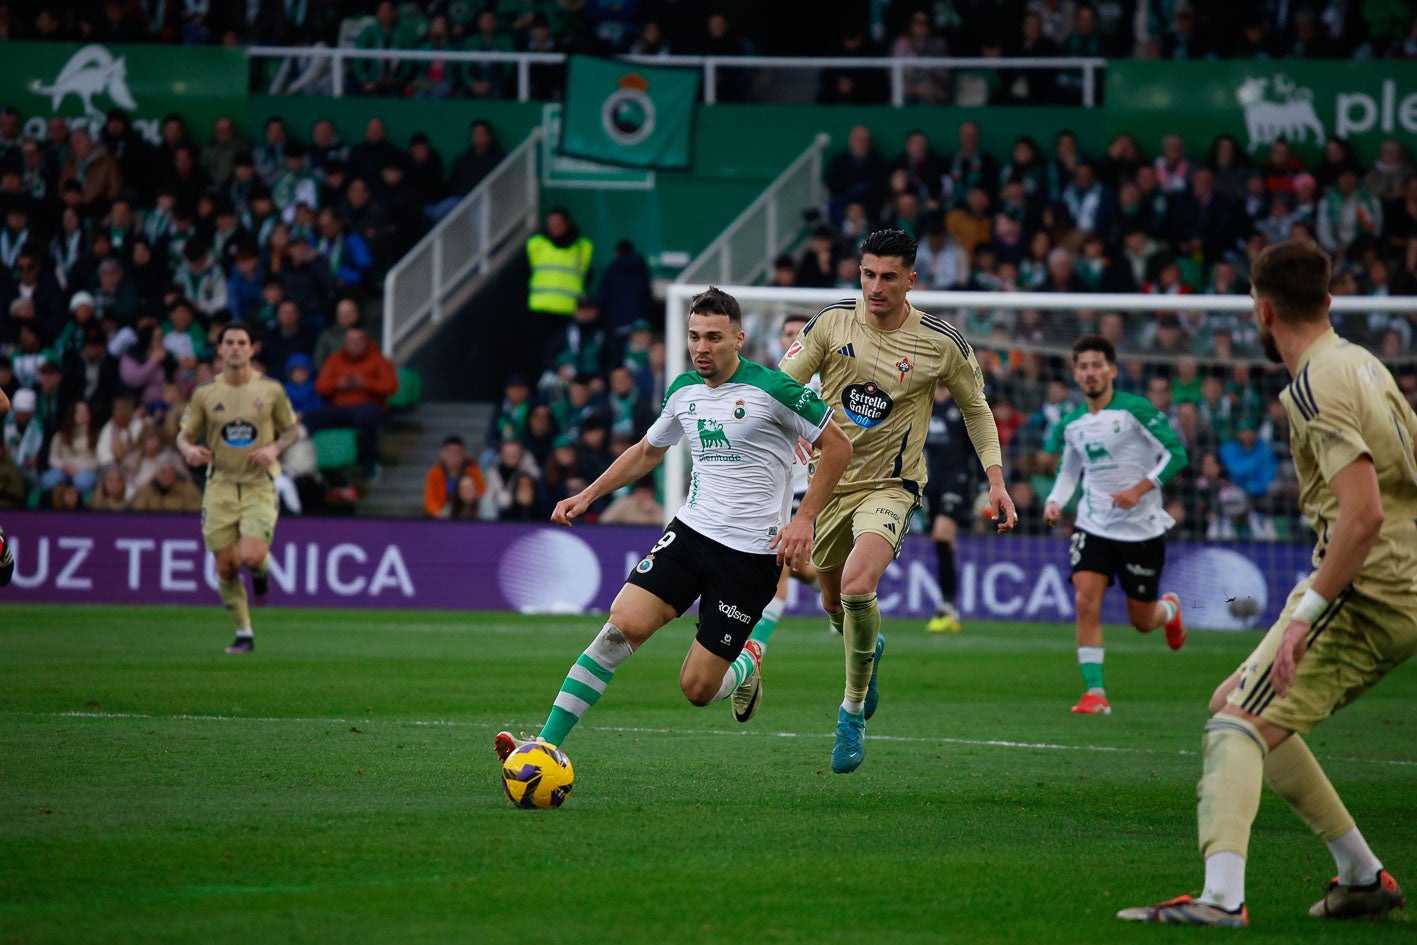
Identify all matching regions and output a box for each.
[180,372,297,483]
[779,297,1001,494]
[1282,329,1417,608]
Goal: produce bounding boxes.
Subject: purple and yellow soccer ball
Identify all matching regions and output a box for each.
[501,742,574,809]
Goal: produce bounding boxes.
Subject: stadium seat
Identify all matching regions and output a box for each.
[312,428,360,472]
[388,367,423,412]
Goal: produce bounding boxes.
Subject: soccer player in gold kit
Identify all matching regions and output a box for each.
[1119,240,1414,926]
[179,324,298,654]
[779,228,1017,773]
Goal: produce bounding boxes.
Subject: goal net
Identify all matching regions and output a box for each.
[661,285,1417,631]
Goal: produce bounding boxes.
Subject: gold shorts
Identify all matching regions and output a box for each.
[811,485,920,574]
[1226,575,1417,734]
[201,478,280,552]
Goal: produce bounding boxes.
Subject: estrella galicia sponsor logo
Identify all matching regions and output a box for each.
[842,382,893,428]
[601,73,656,146]
[221,418,257,447]
[718,601,753,624]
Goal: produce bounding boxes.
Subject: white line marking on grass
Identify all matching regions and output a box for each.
[23,712,1417,769]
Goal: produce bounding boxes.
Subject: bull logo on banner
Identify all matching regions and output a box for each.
[1236,74,1325,152]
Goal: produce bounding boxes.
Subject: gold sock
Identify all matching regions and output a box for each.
[1198,715,1266,859]
[826,609,845,634]
[218,576,250,630]
[1264,735,1355,842]
[840,593,879,704]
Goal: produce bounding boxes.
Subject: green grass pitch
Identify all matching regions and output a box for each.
[1,604,1412,944]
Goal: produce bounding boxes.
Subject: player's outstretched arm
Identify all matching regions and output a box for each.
[551,436,669,527]
[1272,456,1383,696]
[774,419,851,567]
[983,464,1018,533]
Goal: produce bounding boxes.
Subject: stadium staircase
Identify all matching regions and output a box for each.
[359,400,493,518]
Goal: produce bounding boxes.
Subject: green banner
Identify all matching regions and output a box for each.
[6,41,247,144]
[1107,61,1417,162]
[558,56,698,170]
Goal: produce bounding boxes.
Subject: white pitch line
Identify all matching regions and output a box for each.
[21,711,1417,769]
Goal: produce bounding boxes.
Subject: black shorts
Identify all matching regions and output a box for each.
[625,518,781,660]
[1068,528,1167,602]
[925,482,973,528]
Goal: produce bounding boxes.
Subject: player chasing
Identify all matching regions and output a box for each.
[178,324,299,654]
[779,228,1017,774]
[1042,335,1188,715]
[495,287,851,763]
[1118,240,1415,927]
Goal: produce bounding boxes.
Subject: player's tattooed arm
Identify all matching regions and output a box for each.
[272,424,300,453]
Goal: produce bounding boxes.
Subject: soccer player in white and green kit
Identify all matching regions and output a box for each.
[1043,335,1188,715]
[495,287,852,764]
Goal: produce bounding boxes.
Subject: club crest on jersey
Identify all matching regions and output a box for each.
[783,340,803,360]
[733,399,745,419]
[636,554,654,573]
[254,398,264,410]
[842,382,894,428]
[895,355,913,382]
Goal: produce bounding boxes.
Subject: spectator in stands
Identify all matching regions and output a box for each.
[693,12,751,102]
[1061,162,1117,238]
[227,248,265,323]
[549,374,599,441]
[404,133,447,214]
[605,364,652,439]
[0,438,26,508]
[1153,133,1192,195]
[500,471,550,522]
[1005,13,1059,103]
[447,474,485,519]
[61,326,121,423]
[1169,165,1239,267]
[86,463,128,510]
[521,402,556,466]
[464,10,515,98]
[59,128,122,213]
[1316,167,1383,256]
[545,295,611,385]
[999,135,1048,217]
[279,241,336,321]
[916,213,968,289]
[409,14,464,99]
[428,120,504,225]
[38,397,98,495]
[481,436,540,520]
[3,387,43,491]
[944,121,999,209]
[1218,417,1277,503]
[1366,139,1411,203]
[522,206,593,385]
[891,130,945,210]
[600,476,664,525]
[597,239,653,336]
[353,2,413,97]
[825,125,888,226]
[174,241,229,318]
[120,422,185,502]
[308,323,397,476]
[892,10,950,105]
[130,454,202,512]
[490,373,533,450]
[795,223,841,288]
[2,247,65,338]
[281,353,323,416]
[425,434,486,518]
[314,207,374,292]
[254,117,289,186]
[313,296,360,369]
[947,185,994,256]
[348,118,404,189]
[119,325,172,408]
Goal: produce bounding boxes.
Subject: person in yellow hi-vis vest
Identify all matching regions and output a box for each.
[521,207,593,384]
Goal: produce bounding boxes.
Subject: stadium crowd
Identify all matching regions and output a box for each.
[0,95,514,514]
[2,2,1414,105]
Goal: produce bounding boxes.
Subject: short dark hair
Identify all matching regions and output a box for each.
[1250,239,1329,322]
[782,312,810,328]
[860,228,917,268]
[219,322,255,345]
[688,285,742,326]
[1071,333,1116,365]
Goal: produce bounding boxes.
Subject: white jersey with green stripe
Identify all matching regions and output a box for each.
[1044,390,1188,541]
[648,358,832,554]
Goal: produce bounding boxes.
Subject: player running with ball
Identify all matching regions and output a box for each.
[496,286,851,763]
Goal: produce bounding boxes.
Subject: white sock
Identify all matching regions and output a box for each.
[841,697,864,715]
[1327,827,1384,885]
[235,626,254,639]
[761,596,785,624]
[1199,850,1246,911]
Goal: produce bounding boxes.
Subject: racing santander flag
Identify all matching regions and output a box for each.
[559,56,699,170]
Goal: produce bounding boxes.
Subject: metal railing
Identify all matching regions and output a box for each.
[381,128,540,362]
[248,47,1108,107]
[675,133,832,287]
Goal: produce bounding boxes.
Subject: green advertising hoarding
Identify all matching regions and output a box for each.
[5,41,247,144]
[1108,61,1417,162]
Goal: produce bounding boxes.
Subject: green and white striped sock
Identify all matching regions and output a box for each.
[711,645,758,702]
[539,623,634,747]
